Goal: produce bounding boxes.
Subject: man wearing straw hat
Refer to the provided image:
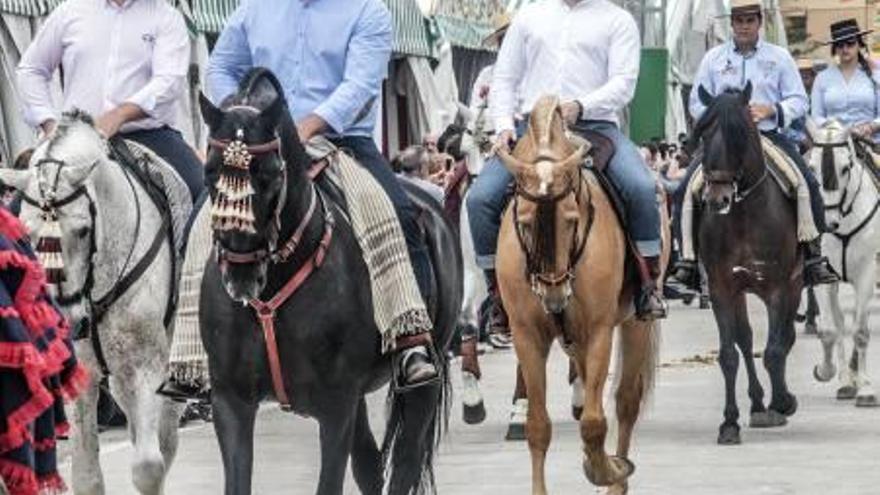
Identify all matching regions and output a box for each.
[673,0,839,287]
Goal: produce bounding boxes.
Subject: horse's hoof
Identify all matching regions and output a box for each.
[749,410,787,428]
[463,402,486,424]
[813,364,835,383]
[572,406,583,421]
[699,296,711,309]
[777,394,798,417]
[804,322,818,335]
[837,385,858,400]
[717,423,741,445]
[505,422,526,441]
[583,456,635,487]
[607,481,629,495]
[856,395,880,408]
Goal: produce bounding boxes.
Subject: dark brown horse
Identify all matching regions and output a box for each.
[694,84,802,445]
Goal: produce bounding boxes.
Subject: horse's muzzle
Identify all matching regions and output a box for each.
[704,185,735,215]
[221,262,267,302]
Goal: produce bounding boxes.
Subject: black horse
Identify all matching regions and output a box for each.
[694,84,802,445]
[197,69,462,494]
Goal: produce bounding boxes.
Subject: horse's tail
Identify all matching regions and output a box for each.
[640,321,661,409]
[381,358,451,495]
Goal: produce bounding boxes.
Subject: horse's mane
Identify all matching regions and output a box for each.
[692,89,759,158]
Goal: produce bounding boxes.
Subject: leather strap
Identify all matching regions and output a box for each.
[248,206,334,411]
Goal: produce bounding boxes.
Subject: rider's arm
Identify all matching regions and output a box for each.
[206,0,254,104]
[123,8,189,123]
[311,2,392,134]
[574,14,640,120]
[774,52,809,130]
[688,50,717,123]
[490,13,527,134]
[810,71,829,128]
[16,4,68,131]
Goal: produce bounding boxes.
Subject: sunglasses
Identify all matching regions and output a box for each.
[834,38,859,49]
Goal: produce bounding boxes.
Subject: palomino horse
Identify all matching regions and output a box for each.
[197,69,462,495]
[807,119,880,407]
[496,96,661,494]
[693,84,802,444]
[0,112,181,494]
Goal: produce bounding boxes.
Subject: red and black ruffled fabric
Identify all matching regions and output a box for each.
[0,206,88,495]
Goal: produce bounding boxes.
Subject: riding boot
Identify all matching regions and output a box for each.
[395,333,440,390]
[803,238,840,286]
[484,270,512,349]
[670,258,701,291]
[636,256,668,321]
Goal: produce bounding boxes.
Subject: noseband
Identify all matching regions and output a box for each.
[703,161,768,204]
[513,169,591,291]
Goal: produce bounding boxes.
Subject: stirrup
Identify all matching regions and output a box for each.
[392,344,443,393]
[156,378,210,404]
[636,288,668,321]
[804,257,840,286]
[671,259,701,290]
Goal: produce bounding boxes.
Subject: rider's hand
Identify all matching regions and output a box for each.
[39,119,57,140]
[561,101,582,126]
[854,122,876,138]
[749,104,776,123]
[493,129,516,154]
[296,114,329,144]
[96,111,125,139]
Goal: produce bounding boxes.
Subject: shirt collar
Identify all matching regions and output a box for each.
[731,38,764,57]
[105,0,137,10]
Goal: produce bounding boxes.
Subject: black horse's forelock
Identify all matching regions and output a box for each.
[693,89,759,162]
[821,145,840,191]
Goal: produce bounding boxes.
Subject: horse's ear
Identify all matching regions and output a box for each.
[13,148,34,171]
[555,146,587,178]
[260,97,285,129]
[0,168,31,192]
[698,85,714,107]
[199,92,223,130]
[742,81,753,103]
[496,148,530,178]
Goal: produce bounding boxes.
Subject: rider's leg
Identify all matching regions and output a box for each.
[670,160,703,288]
[331,136,438,386]
[576,120,667,319]
[120,127,205,201]
[465,156,514,342]
[764,132,838,285]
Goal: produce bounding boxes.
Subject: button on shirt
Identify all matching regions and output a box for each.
[811,65,880,129]
[16,0,190,132]
[491,0,641,133]
[206,0,392,137]
[689,40,808,132]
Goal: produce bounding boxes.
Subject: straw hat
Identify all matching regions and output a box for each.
[482,12,512,48]
[717,0,762,18]
[796,58,814,71]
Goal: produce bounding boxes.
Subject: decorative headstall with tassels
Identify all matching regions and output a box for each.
[208,129,281,235]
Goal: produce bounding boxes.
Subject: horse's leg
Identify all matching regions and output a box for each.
[804,287,819,335]
[570,358,584,421]
[729,294,771,427]
[853,269,878,407]
[607,320,653,495]
[581,325,629,487]
[212,388,259,495]
[350,398,382,495]
[505,363,528,441]
[514,332,551,495]
[765,289,799,417]
[815,284,855,399]
[71,366,104,495]
[317,395,359,495]
[460,325,486,424]
[710,289,744,444]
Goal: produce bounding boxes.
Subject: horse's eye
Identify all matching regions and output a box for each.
[74,227,90,239]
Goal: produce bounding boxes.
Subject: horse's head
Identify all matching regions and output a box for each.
[807,119,855,229]
[497,95,587,314]
[200,68,301,302]
[694,83,760,214]
[0,111,107,323]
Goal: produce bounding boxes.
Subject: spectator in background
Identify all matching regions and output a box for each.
[392,145,445,204]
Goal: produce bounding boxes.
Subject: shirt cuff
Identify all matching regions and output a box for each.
[494,116,516,134]
[24,107,59,130]
[313,102,346,135]
[126,91,158,118]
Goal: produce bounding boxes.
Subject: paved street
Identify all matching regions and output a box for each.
[60,291,880,494]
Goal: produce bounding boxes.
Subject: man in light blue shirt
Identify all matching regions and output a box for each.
[673,0,838,287]
[206,0,439,387]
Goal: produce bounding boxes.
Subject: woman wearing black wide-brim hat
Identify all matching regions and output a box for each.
[811,18,880,141]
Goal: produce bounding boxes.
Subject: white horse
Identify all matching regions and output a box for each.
[0,112,183,493]
[807,119,880,407]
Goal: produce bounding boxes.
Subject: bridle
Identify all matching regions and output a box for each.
[512,168,592,291]
[702,160,769,205]
[815,139,859,215]
[20,157,99,307]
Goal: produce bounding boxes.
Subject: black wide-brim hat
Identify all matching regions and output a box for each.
[825,18,872,45]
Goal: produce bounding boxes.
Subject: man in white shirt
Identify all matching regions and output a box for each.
[465,0,666,319]
[16,0,203,200]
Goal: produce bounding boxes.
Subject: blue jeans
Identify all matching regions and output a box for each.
[466,120,661,269]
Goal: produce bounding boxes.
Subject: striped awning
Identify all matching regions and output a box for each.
[434,0,504,51]
[0,0,61,16]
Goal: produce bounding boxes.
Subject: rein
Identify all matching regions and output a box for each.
[512,170,593,291]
